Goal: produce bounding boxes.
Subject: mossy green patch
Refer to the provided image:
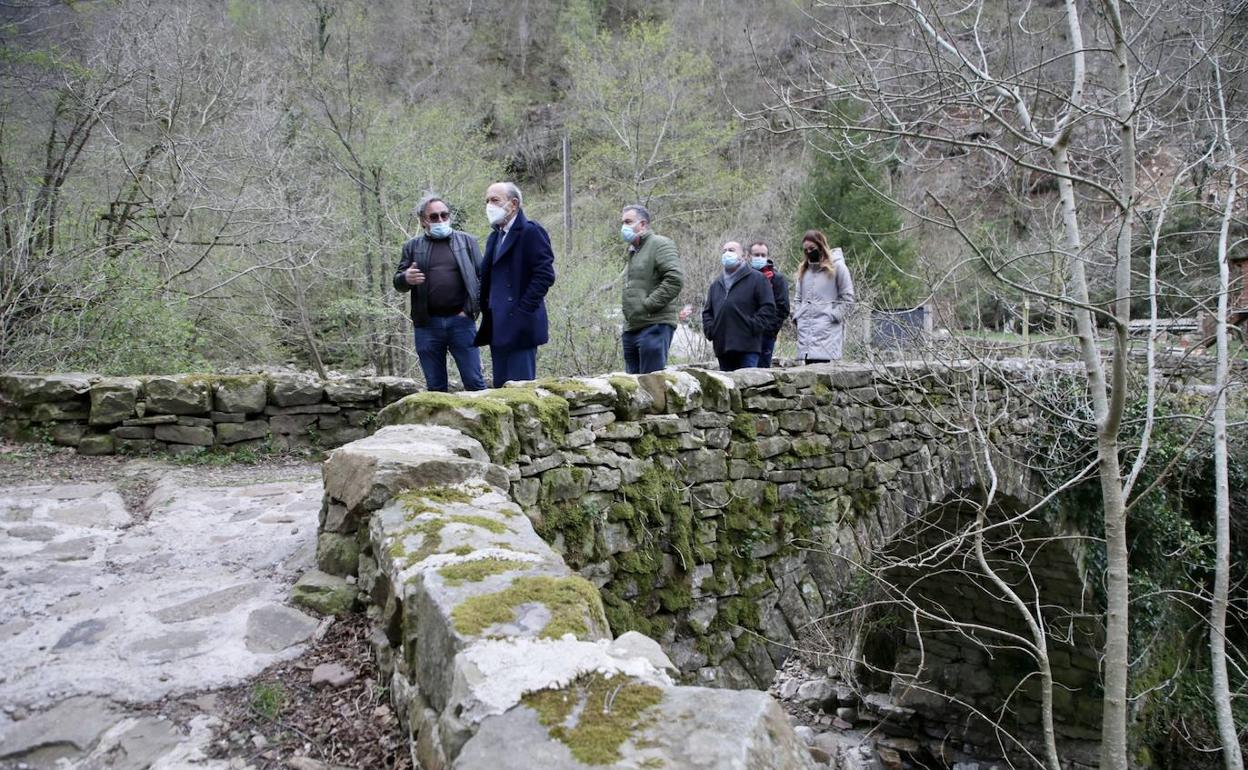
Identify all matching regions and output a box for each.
[381,391,515,460]
[437,557,530,586]
[451,575,606,639]
[387,513,509,567]
[482,386,570,440]
[532,377,598,397]
[521,672,664,765]
[397,485,478,515]
[607,376,639,396]
[731,413,757,440]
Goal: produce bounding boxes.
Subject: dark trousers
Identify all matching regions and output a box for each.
[490,346,538,388]
[622,323,675,374]
[413,315,485,392]
[758,334,778,368]
[717,351,760,371]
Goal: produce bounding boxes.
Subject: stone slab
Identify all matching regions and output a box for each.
[0,469,321,714]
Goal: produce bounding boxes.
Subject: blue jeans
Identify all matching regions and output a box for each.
[758,334,777,368]
[717,351,760,371]
[622,323,675,374]
[490,346,538,388]
[413,314,485,392]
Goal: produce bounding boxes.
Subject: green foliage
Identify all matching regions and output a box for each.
[793,106,920,305]
[249,682,286,721]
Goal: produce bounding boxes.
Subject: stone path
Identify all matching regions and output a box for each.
[0,463,324,769]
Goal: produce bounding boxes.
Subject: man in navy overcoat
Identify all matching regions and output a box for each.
[473,182,556,387]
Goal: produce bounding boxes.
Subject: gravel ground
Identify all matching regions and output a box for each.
[204,615,411,770]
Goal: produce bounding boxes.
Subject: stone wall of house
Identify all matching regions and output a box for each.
[0,373,420,456]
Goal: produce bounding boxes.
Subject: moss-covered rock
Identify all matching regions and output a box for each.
[452,574,608,640]
[521,672,664,765]
[291,569,356,615]
[316,532,361,575]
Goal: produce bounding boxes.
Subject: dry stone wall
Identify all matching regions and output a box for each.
[0,373,420,456]
[320,424,816,769]
[318,360,1103,768]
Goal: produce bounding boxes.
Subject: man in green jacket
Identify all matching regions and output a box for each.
[619,204,684,373]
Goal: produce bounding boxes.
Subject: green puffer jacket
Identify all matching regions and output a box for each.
[621,232,684,331]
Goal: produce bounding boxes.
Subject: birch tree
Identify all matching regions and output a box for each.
[748,1,1245,766]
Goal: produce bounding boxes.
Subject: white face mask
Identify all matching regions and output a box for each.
[486,203,509,226]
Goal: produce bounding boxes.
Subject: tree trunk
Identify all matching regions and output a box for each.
[1209,63,1243,770]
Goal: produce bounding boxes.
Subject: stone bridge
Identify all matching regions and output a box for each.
[316,360,1105,769]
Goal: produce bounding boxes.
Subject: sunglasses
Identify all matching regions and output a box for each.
[426,211,451,222]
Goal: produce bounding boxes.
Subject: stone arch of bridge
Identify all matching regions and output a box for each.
[828,484,1104,767]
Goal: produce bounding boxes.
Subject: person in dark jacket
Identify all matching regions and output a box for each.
[394,195,485,391]
[473,182,557,387]
[748,240,790,368]
[702,241,777,371]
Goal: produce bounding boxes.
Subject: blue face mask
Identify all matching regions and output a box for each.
[750,257,766,269]
[620,225,636,243]
[721,252,740,268]
[429,222,452,239]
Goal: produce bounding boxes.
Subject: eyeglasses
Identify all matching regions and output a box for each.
[426,211,451,222]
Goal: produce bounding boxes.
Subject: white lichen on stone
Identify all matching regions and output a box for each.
[447,636,674,726]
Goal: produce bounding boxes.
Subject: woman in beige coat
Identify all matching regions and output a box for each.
[792,230,855,362]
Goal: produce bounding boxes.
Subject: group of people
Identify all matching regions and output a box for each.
[394,183,855,391]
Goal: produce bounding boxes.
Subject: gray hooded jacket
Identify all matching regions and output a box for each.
[793,248,855,361]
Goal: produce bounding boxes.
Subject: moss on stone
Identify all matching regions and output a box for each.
[607,502,635,521]
[718,595,761,629]
[791,436,825,458]
[383,391,515,459]
[601,589,662,638]
[451,574,607,639]
[656,585,692,612]
[534,498,598,568]
[396,485,477,515]
[521,672,664,765]
[731,413,757,440]
[437,557,530,586]
[607,376,639,396]
[387,513,509,567]
[483,386,571,440]
[532,377,597,397]
[633,434,659,458]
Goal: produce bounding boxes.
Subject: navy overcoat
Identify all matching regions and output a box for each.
[473,210,557,351]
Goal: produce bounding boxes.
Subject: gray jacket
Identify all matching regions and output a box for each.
[793,254,855,361]
[393,231,483,325]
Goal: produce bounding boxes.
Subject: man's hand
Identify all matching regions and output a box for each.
[404,266,425,286]
[678,304,694,322]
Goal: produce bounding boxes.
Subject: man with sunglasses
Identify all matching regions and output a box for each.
[394,194,486,391]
